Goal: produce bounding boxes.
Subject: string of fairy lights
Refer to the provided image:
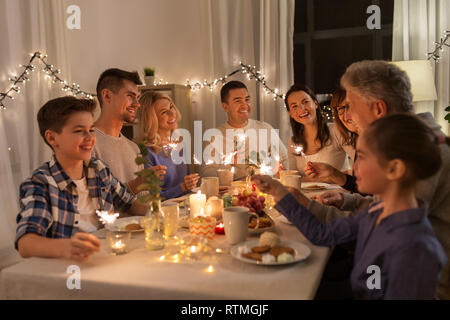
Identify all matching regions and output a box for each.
[427,30,450,62]
[0,51,94,110]
[4,30,448,113]
[185,62,286,101]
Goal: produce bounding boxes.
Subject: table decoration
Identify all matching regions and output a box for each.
[189,208,216,240]
[205,196,223,220]
[135,143,165,251]
[214,222,225,235]
[189,190,206,218]
[106,230,131,255]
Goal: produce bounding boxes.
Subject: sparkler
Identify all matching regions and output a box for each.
[96,210,119,226]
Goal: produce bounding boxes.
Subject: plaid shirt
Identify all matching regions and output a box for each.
[15,156,136,249]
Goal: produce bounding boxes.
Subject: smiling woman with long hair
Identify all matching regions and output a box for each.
[285,84,350,179]
[136,92,199,200]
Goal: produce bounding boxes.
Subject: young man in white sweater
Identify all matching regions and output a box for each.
[200,81,288,180]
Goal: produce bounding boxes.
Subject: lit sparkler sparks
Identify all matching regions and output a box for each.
[96,210,119,226]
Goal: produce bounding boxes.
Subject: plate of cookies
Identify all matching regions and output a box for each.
[109,217,144,233]
[230,232,311,266]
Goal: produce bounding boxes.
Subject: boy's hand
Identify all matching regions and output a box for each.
[251,174,288,202]
[150,165,167,180]
[317,191,344,208]
[64,233,101,262]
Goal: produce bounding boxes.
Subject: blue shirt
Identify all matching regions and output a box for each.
[15,156,136,249]
[144,147,189,200]
[275,193,446,300]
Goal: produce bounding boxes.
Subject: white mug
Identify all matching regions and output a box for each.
[283,175,302,190]
[280,170,300,185]
[217,169,233,186]
[200,177,219,199]
[222,206,260,245]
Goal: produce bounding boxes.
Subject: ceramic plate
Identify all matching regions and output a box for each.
[301,182,332,191]
[108,217,144,233]
[231,240,311,266]
[248,214,275,234]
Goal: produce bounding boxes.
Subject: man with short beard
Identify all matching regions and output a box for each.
[93,68,166,194]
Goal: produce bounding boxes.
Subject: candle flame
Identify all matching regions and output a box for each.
[207,265,214,273]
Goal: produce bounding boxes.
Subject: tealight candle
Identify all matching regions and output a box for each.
[107,231,130,255]
[205,196,223,220]
[189,190,206,218]
[214,222,225,235]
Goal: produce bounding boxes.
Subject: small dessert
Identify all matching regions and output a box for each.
[251,245,271,254]
[261,254,277,264]
[259,232,280,248]
[237,245,251,255]
[277,252,295,263]
[269,246,295,258]
[125,223,141,231]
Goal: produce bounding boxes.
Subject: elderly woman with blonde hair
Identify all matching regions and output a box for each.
[136,92,199,200]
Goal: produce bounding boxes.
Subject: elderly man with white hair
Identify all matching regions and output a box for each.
[290,60,450,300]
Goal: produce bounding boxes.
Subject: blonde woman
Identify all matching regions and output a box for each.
[136,92,199,200]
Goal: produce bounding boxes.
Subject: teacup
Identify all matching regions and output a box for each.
[280,170,300,185]
[283,175,302,190]
[200,177,219,199]
[222,206,260,245]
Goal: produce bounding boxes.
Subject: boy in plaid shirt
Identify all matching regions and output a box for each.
[16,96,147,261]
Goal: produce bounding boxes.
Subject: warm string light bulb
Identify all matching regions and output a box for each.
[0,51,95,110]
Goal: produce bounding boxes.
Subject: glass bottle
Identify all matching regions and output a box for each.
[144,199,165,250]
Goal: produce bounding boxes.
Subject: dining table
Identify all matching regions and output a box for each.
[0,184,340,300]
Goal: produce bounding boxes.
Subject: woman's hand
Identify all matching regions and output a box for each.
[149,165,167,180]
[317,191,344,208]
[181,173,200,193]
[251,174,288,202]
[63,233,101,262]
[304,162,347,185]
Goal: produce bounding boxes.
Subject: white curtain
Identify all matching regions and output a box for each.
[198,0,294,143]
[0,0,71,266]
[392,0,450,134]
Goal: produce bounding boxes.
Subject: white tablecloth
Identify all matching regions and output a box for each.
[0,215,331,300]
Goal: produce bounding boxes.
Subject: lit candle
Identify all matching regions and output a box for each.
[112,240,125,250]
[189,191,206,218]
[206,197,224,219]
[214,222,225,235]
